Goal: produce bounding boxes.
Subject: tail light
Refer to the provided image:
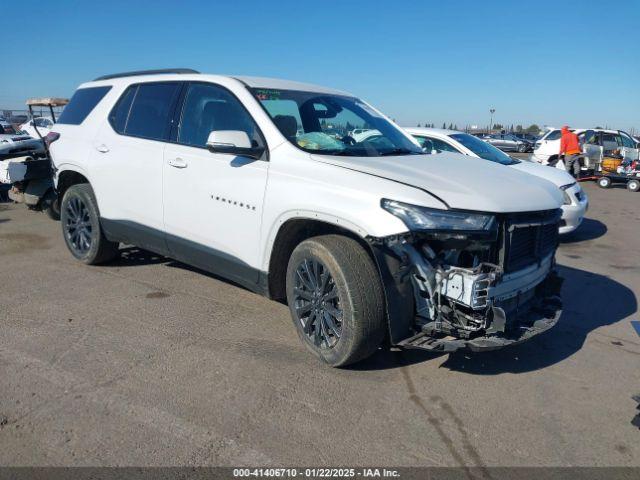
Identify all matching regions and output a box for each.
[45,132,60,148]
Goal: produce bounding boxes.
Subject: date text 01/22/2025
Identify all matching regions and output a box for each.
[232,468,400,478]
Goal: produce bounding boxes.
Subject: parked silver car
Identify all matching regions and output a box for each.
[483,133,533,152]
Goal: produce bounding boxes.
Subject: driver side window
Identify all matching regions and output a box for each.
[178,83,262,149]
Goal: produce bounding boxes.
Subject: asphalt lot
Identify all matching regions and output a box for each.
[0,180,639,468]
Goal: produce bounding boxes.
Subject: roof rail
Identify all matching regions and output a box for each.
[93,68,200,81]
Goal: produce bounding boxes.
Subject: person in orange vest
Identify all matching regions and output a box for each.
[559,125,582,178]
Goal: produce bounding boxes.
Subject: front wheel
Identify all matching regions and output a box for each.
[597,176,612,189]
[60,184,119,264]
[285,235,385,367]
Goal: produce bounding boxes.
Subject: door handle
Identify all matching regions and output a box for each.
[96,144,109,153]
[168,157,188,168]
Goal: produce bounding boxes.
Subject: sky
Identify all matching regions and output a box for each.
[3,0,639,131]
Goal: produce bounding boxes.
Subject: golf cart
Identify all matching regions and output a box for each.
[1,97,68,219]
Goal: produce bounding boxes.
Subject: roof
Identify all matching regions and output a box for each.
[83,70,351,96]
[404,127,459,137]
[26,97,69,107]
[233,76,350,96]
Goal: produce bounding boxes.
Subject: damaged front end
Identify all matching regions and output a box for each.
[370,201,563,353]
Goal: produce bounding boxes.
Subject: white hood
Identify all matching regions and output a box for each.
[509,160,576,188]
[313,152,564,213]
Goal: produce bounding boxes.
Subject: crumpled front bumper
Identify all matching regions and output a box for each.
[397,272,563,353]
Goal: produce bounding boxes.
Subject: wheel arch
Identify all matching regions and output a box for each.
[265,216,376,302]
[56,166,91,201]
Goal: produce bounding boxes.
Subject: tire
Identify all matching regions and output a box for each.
[597,176,612,189]
[518,144,527,153]
[42,191,60,221]
[60,184,119,264]
[285,235,385,367]
[627,179,640,192]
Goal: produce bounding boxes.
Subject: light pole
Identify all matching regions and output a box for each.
[489,108,495,133]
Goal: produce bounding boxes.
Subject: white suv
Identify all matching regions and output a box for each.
[50,69,564,366]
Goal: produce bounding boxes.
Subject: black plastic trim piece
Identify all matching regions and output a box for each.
[94,69,199,81]
[99,218,269,296]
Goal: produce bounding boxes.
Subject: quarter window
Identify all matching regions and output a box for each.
[57,86,112,125]
[178,83,262,149]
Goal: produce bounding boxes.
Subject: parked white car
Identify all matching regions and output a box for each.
[19,117,55,138]
[532,128,640,171]
[406,128,588,235]
[50,69,564,366]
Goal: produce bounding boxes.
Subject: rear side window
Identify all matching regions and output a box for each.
[57,86,111,125]
[109,82,181,141]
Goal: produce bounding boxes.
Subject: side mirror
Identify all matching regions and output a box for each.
[206,130,265,160]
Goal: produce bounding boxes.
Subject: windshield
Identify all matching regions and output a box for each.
[449,133,519,165]
[251,88,423,157]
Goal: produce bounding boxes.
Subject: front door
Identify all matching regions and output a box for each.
[162,82,269,287]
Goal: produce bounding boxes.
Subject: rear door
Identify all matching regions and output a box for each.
[90,81,183,253]
[579,130,601,169]
[162,81,269,285]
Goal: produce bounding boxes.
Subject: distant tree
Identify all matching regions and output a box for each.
[453,124,458,131]
[516,124,523,132]
[510,124,514,132]
[442,122,447,129]
[493,123,503,130]
[417,123,421,127]
[525,124,540,134]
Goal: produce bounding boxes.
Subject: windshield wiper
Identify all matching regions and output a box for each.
[378,148,421,156]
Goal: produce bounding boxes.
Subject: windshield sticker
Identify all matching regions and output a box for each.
[254,89,281,101]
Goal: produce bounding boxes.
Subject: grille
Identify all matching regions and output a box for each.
[503,210,560,273]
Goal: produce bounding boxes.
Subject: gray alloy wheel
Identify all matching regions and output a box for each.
[285,235,385,367]
[64,196,93,255]
[60,184,119,264]
[292,258,343,349]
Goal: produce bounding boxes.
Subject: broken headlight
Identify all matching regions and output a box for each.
[381,199,496,232]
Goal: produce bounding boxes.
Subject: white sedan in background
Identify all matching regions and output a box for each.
[19,117,54,138]
[405,127,588,235]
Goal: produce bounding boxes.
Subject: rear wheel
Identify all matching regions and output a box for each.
[597,176,612,189]
[60,184,119,264]
[285,235,385,367]
[627,179,640,192]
